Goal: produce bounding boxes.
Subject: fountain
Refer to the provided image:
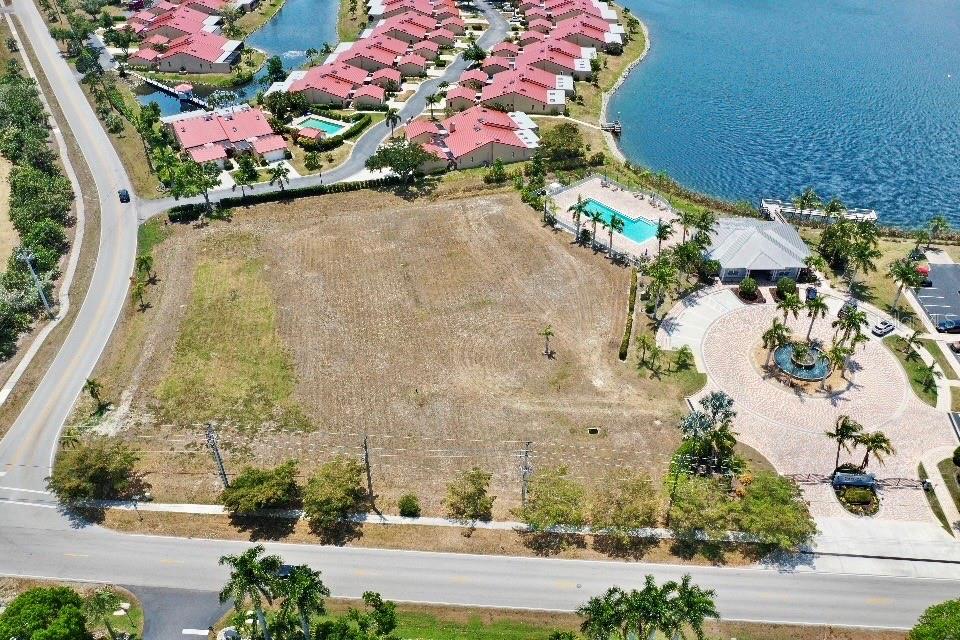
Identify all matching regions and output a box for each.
[773,343,830,381]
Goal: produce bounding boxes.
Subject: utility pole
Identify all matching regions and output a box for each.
[205,422,229,489]
[519,441,533,507]
[18,250,53,318]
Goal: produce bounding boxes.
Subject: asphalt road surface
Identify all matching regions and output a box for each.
[2,0,960,633]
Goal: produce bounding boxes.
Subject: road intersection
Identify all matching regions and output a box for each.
[0,0,958,633]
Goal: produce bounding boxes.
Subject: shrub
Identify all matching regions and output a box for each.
[842,487,875,505]
[445,466,495,521]
[734,472,816,551]
[909,598,960,640]
[588,151,605,166]
[668,475,733,542]
[953,445,960,467]
[738,276,758,300]
[483,158,508,184]
[47,438,146,503]
[221,460,301,514]
[776,276,797,299]
[302,456,368,531]
[397,493,421,517]
[515,466,586,531]
[590,471,660,542]
[0,587,91,640]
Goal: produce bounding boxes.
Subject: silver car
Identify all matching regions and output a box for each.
[871,320,894,337]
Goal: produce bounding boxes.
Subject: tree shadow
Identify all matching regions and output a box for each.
[591,534,657,560]
[668,537,730,564]
[375,175,441,201]
[228,514,297,541]
[518,531,586,556]
[308,520,363,545]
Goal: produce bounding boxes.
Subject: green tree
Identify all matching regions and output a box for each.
[675,344,694,371]
[385,107,401,136]
[315,592,397,640]
[678,391,738,464]
[825,340,851,381]
[397,493,421,517]
[655,219,673,256]
[221,460,301,514]
[264,55,286,83]
[666,574,720,640]
[234,154,258,197]
[776,292,803,323]
[304,151,322,172]
[538,324,554,356]
[646,254,679,320]
[804,295,828,341]
[0,587,91,640]
[568,194,588,244]
[634,332,654,366]
[219,545,282,640]
[277,565,330,640]
[425,92,441,119]
[463,35,486,62]
[608,215,624,256]
[824,415,864,473]
[364,137,432,183]
[83,377,107,412]
[855,431,895,471]
[909,598,960,640]
[928,214,951,244]
[793,186,822,213]
[268,162,290,191]
[47,438,145,503]
[303,455,368,531]
[538,121,585,169]
[589,472,660,543]
[170,159,222,218]
[135,253,155,283]
[735,472,817,551]
[130,277,147,311]
[516,466,586,531]
[889,258,922,311]
[445,466,495,521]
[83,589,121,640]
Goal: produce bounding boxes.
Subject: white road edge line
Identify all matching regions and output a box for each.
[181,630,209,636]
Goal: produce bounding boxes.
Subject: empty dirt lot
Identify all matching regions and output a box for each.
[92,188,698,515]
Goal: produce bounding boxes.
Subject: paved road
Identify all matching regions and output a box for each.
[128,586,230,640]
[2,0,960,632]
[0,0,138,491]
[138,0,511,219]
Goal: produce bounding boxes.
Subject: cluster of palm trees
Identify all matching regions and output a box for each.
[129,253,156,312]
[761,288,869,384]
[824,415,895,474]
[219,546,330,640]
[678,391,738,469]
[577,575,719,640]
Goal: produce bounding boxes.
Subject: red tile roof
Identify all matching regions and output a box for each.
[251,134,287,154]
[159,30,236,64]
[188,144,227,162]
[371,67,402,83]
[404,118,441,140]
[398,53,427,67]
[290,73,355,98]
[442,107,529,158]
[460,69,489,84]
[446,85,477,103]
[491,41,520,56]
[353,84,386,101]
[172,108,275,149]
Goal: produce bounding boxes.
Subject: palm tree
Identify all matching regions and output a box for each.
[920,362,942,395]
[385,107,401,136]
[130,277,147,311]
[803,253,828,277]
[219,545,283,640]
[914,229,931,252]
[136,253,155,283]
[761,318,791,366]
[277,565,330,640]
[425,92,441,119]
[83,377,104,408]
[608,215,624,256]
[804,295,828,341]
[84,589,122,640]
[825,340,851,381]
[825,416,864,473]
[777,293,803,324]
[568,195,587,244]
[151,146,179,187]
[647,256,679,321]
[588,210,604,250]
[929,214,950,244]
[538,324,554,356]
[666,574,719,640]
[855,431,895,471]
[902,329,923,356]
[269,163,290,191]
[634,332,654,366]
[676,209,696,242]
[847,240,882,286]
[889,258,921,311]
[793,187,822,213]
[823,196,845,217]
[655,219,673,256]
[648,344,664,373]
[832,308,868,345]
[691,210,717,248]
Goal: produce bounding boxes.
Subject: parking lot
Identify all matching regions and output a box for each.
[916,264,960,330]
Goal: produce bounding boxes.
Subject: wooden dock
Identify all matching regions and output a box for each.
[600,120,622,135]
[127,71,210,109]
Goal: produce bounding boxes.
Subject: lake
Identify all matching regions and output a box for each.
[609,0,960,228]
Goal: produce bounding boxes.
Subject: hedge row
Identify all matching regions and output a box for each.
[618,267,638,361]
[0,64,75,359]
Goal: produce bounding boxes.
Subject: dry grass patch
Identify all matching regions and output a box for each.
[98,189,693,512]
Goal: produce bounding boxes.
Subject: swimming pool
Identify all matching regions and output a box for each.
[583,199,657,244]
[300,116,349,135]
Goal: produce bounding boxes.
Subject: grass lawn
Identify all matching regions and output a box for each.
[137,218,171,257]
[236,0,286,36]
[953,386,960,412]
[145,49,267,89]
[883,336,938,407]
[920,339,958,380]
[338,0,368,41]
[153,231,309,432]
[288,141,351,175]
[918,462,952,534]
[938,457,960,513]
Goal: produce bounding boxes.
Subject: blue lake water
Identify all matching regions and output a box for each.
[138,0,340,114]
[610,0,960,228]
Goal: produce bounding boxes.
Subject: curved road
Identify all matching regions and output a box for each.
[138,0,511,219]
[1,0,959,632]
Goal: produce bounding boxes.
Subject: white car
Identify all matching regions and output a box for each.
[871,320,894,337]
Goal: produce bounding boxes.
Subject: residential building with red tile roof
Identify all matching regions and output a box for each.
[370,66,402,88]
[480,68,566,113]
[404,118,441,143]
[437,106,540,169]
[341,42,398,71]
[528,17,553,33]
[439,16,465,34]
[397,52,428,76]
[491,41,519,57]
[181,0,230,16]
[352,84,387,108]
[514,38,595,79]
[165,106,288,164]
[459,68,489,88]
[131,4,220,39]
[445,84,477,112]
[131,30,242,73]
[426,28,456,47]
[481,56,512,75]
[518,30,547,47]
[287,71,355,106]
[553,14,623,50]
[374,19,430,44]
[411,40,440,60]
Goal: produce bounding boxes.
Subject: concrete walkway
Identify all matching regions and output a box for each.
[656,285,742,367]
[920,446,960,534]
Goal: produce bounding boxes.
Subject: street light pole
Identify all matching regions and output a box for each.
[17,250,53,318]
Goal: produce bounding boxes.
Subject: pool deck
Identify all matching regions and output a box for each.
[549,175,679,258]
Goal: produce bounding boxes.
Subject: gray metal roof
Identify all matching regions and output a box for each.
[705,218,811,271]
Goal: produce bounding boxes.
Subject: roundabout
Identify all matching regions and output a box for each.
[659,288,958,523]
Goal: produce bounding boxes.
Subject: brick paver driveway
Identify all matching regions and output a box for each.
[660,291,957,522]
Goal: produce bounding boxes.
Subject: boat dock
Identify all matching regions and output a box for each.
[761,198,878,224]
[127,71,210,109]
[600,120,622,135]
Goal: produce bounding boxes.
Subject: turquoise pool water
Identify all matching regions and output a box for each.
[583,199,657,244]
[301,117,348,135]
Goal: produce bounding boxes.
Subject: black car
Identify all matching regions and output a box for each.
[118,189,131,203]
[937,319,960,334]
[805,286,818,302]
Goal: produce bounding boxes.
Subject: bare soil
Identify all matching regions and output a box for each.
[92,187,696,514]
